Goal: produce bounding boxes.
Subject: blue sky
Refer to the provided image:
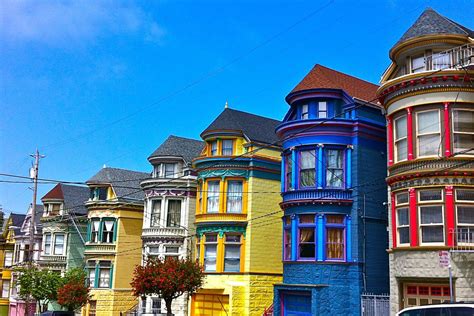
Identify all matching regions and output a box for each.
[1,0,473,214]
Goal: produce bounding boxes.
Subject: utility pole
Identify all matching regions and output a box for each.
[29,149,45,262]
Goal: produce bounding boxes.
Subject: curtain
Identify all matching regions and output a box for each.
[326,228,344,259]
[99,269,110,288]
[397,208,409,226]
[204,245,217,271]
[395,116,407,139]
[151,200,161,227]
[207,181,220,213]
[167,200,181,227]
[104,221,114,232]
[300,151,315,187]
[93,221,100,232]
[226,181,243,213]
[299,228,314,243]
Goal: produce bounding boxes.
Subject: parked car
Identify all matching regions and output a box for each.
[397,304,474,316]
[40,311,75,316]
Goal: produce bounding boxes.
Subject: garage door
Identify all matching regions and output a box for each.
[192,294,229,316]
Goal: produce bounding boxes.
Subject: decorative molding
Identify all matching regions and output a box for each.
[197,169,249,180]
[196,225,247,237]
[145,189,189,198]
[390,176,474,191]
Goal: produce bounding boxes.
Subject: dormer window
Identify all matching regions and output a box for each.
[318,102,327,118]
[44,203,62,216]
[91,187,108,201]
[164,163,176,178]
[210,141,218,156]
[222,140,234,156]
[301,104,309,120]
[153,163,178,178]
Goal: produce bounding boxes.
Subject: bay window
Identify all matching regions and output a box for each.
[207,181,220,213]
[418,189,444,244]
[285,154,293,190]
[298,215,315,259]
[204,234,217,272]
[226,181,243,213]
[151,199,161,227]
[299,150,316,187]
[396,192,410,245]
[326,149,344,188]
[394,115,408,162]
[283,217,291,261]
[416,110,440,157]
[325,215,345,260]
[318,102,327,118]
[166,200,181,227]
[411,55,425,73]
[164,163,176,178]
[44,234,52,255]
[87,261,96,287]
[89,218,116,243]
[224,235,241,272]
[455,189,474,245]
[91,220,100,243]
[301,104,309,120]
[222,139,234,155]
[98,261,111,288]
[452,109,474,154]
[210,141,218,156]
[102,221,115,243]
[53,234,65,255]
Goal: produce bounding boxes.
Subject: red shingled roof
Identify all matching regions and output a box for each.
[42,183,64,200]
[289,64,379,103]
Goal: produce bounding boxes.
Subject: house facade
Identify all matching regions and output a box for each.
[273,65,389,315]
[9,205,43,316]
[377,8,474,313]
[82,167,147,316]
[139,135,204,315]
[191,108,283,316]
[0,214,25,316]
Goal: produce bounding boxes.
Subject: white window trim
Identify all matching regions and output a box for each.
[451,108,474,157]
[395,192,410,246]
[415,109,441,158]
[418,204,445,246]
[165,198,183,228]
[394,115,408,163]
[411,54,426,73]
[318,102,327,118]
[149,198,163,228]
[43,233,52,255]
[418,188,444,204]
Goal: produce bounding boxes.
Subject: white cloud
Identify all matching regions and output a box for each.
[0,0,165,45]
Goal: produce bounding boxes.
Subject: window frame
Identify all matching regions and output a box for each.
[53,233,65,255]
[226,180,243,214]
[411,54,425,73]
[206,180,220,214]
[150,199,162,227]
[325,148,345,189]
[318,101,327,118]
[415,109,441,158]
[301,104,309,120]
[221,139,234,156]
[395,191,410,246]
[451,108,474,156]
[102,220,115,243]
[203,234,218,272]
[1,280,10,298]
[285,153,293,191]
[223,234,242,272]
[455,189,474,246]
[98,261,112,288]
[325,215,346,261]
[297,215,316,261]
[43,233,52,255]
[418,189,445,245]
[394,114,408,163]
[298,149,316,188]
[166,199,182,227]
[210,140,218,156]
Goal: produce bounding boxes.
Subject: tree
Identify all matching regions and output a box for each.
[57,268,90,312]
[15,265,63,313]
[131,257,205,316]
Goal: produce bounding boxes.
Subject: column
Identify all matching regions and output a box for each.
[317,214,324,261]
[407,107,414,160]
[409,188,418,246]
[445,186,455,246]
[317,144,324,189]
[391,192,397,248]
[280,155,285,192]
[345,216,352,262]
[387,116,394,166]
[346,145,353,188]
[444,102,451,157]
[291,215,298,261]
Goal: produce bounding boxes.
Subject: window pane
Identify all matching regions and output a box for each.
[210,141,218,156]
[419,189,442,201]
[207,181,220,213]
[397,208,409,226]
[417,111,439,134]
[166,200,181,227]
[326,228,344,259]
[222,140,233,155]
[418,134,440,156]
[422,226,444,243]
[225,235,240,243]
[226,181,243,213]
[457,206,474,224]
[457,190,474,201]
[151,200,161,227]
[453,110,474,133]
[299,228,315,258]
[204,244,217,271]
[206,234,217,242]
[326,215,344,224]
[396,192,409,205]
[399,227,410,244]
[299,214,315,224]
[453,134,474,154]
[54,235,64,255]
[411,55,425,73]
[284,229,291,260]
[301,104,309,120]
[285,155,293,189]
[395,116,407,139]
[326,149,344,188]
[300,151,316,187]
[99,268,110,288]
[420,206,443,224]
[224,244,240,272]
[396,139,408,161]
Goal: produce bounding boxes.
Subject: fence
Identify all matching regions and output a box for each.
[361,293,390,316]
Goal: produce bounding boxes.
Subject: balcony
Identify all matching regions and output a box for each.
[84,243,116,254]
[39,255,67,263]
[282,189,352,202]
[450,228,474,253]
[142,227,186,238]
[431,44,473,70]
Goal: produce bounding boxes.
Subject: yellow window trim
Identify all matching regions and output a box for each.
[197,233,245,273]
[199,178,247,214]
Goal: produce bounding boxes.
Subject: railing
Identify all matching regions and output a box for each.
[450,228,474,253]
[84,243,116,253]
[142,227,186,237]
[262,303,274,316]
[361,293,390,316]
[282,189,352,202]
[39,255,67,262]
[430,44,473,70]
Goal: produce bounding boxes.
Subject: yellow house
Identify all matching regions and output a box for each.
[192,108,283,316]
[82,167,147,316]
[0,214,26,316]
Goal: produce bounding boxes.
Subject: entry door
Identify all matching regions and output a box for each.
[192,294,229,316]
[283,292,312,316]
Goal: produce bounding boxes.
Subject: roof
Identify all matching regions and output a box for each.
[8,213,26,236]
[148,135,205,164]
[201,108,281,145]
[394,8,474,48]
[18,204,44,236]
[288,64,379,103]
[87,167,149,201]
[42,183,90,215]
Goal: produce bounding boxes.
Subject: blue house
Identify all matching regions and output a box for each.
[273,65,389,315]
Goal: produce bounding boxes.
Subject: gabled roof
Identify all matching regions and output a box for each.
[288,64,379,103]
[42,183,90,215]
[201,108,281,145]
[394,8,474,48]
[148,135,205,164]
[87,167,148,201]
[7,213,26,237]
[19,204,44,236]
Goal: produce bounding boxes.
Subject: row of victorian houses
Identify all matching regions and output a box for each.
[0,8,472,316]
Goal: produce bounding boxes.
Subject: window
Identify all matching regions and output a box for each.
[411,55,425,73]
[224,235,241,272]
[91,187,107,201]
[222,139,234,155]
[210,141,218,156]
[14,245,20,263]
[284,217,291,261]
[396,192,410,245]
[4,251,12,267]
[53,234,65,255]
[102,221,115,243]
[206,181,220,213]
[165,246,179,259]
[91,221,100,243]
[151,297,161,314]
[204,234,217,272]
[418,189,444,244]
[285,154,293,190]
[226,181,243,213]
[166,200,181,227]
[301,104,309,120]
[326,149,344,188]
[326,215,345,260]
[431,52,451,70]
[44,234,52,255]
[2,280,10,298]
[299,150,316,187]
[394,115,408,162]
[164,163,176,178]
[452,110,474,154]
[298,215,315,259]
[456,189,474,245]
[98,261,111,288]
[416,110,440,157]
[87,261,96,287]
[318,102,327,118]
[151,200,161,227]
